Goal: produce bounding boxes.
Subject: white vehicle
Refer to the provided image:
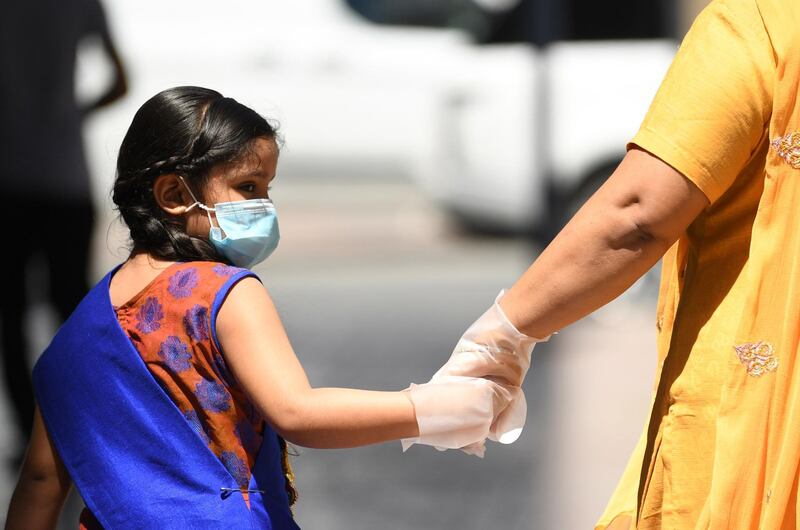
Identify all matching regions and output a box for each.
[84,0,675,238]
[416,39,676,236]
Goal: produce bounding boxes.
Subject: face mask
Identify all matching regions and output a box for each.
[180,177,280,268]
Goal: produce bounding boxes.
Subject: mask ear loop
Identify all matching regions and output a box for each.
[179,176,218,229]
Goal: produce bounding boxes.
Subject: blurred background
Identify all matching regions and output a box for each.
[0,0,710,528]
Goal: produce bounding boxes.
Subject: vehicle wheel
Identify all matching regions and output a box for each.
[445,206,523,238]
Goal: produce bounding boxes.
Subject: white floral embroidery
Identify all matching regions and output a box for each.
[734,341,778,377]
[770,133,800,169]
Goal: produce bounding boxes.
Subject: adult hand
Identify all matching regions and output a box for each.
[433,291,548,448]
[401,375,514,458]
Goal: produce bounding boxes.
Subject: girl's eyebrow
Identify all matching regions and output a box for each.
[232,169,277,186]
[234,169,268,179]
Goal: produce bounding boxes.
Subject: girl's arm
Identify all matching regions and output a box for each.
[499,148,709,337]
[6,408,72,530]
[217,280,421,449]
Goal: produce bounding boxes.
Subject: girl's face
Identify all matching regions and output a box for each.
[184,137,278,239]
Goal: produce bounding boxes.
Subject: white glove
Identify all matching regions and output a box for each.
[434,290,548,447]
[401,375,514,458]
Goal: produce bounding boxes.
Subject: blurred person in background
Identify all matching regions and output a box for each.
[437,0,800,527]
[5,86,521,530]
[0,0,127,462]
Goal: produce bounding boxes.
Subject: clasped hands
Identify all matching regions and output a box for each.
[402,291,548,457]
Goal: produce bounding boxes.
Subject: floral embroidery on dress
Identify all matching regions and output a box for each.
[158,336,193,372]
[183,304,208,341]
[221,451,251,487]
[168,268,199,299]
[213,264,243,277]
[770,132,800,169]
[196,378,231,412]
[734,340,778,377]
[184,410,211,444]
[135,297,164,334]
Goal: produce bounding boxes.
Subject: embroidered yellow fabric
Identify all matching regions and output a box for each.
[770,132,800,168]
[733,341,778,377]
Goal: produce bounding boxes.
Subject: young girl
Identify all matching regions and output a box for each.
[4,86,524,529]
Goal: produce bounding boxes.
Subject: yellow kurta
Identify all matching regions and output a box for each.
[596,0,800,528]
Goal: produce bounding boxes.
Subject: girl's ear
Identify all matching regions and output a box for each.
[153,174,195,215]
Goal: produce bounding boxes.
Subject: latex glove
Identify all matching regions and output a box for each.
[401,375,514,458]
[434,290,549,447]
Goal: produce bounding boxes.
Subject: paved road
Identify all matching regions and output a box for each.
[0,175,657,529]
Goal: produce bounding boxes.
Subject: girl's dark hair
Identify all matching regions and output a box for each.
[112,86,297,505]
[113,85,278,263]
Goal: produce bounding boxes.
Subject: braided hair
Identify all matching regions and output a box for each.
[112,86,298,505]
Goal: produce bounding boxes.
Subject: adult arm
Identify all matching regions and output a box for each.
[84,31,128,113]
[427,148,710,449]
[5,408,72,530]
[500,147,708,337]
[80,1,128,117]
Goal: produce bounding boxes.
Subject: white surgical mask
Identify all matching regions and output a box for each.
[180,177,280,268]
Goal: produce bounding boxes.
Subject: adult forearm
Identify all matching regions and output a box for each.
[499,148,710,338]
[501,191,673,338]
[275,388,419,449]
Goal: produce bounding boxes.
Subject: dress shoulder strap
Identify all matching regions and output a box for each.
[200,263,261,354]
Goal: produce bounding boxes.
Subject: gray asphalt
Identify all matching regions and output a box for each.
[1,175,658,529]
